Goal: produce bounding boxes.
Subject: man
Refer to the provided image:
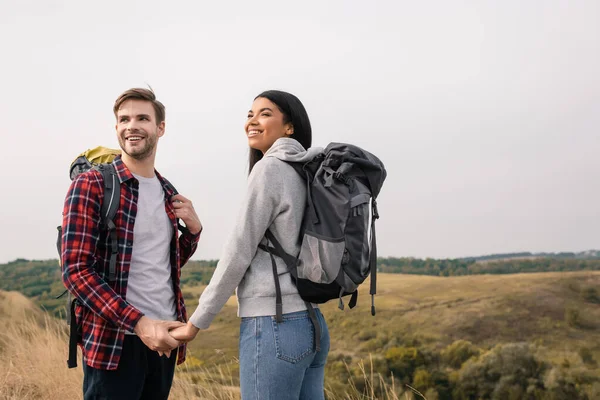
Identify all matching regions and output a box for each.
[61,88,202,399]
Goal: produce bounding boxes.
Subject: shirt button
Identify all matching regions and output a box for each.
[127,241,133,246]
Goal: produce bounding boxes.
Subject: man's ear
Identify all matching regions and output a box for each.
[157,121,166,137]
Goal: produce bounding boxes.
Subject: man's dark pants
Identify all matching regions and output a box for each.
[83,335,177,400]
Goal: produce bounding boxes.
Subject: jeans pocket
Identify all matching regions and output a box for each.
[272,314,314,364]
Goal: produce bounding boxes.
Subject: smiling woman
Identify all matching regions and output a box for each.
[170,90,330,400]
[245,90,312,174]
[245,97,293,154]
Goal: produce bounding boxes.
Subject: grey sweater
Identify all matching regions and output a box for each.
[189,138,322,329]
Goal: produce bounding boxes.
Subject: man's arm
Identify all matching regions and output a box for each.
[172,194,201,266]
[61,171,143,332]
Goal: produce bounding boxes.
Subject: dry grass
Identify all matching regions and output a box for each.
[0,291,82,400]
[3,271,599,399]
[0,290,407,400]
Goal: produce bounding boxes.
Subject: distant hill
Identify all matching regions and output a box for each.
[461,249,600,262]
[182,271,600,398]
[2,266,600,397]
[2,253,600,315]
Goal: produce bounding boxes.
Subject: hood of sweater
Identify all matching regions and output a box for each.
[263,137,323,163]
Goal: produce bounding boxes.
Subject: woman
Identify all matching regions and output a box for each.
[171,90,330,399]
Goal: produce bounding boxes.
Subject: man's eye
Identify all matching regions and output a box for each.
[120,118,128,123]
[140,116,148,120]
[247,114,253,119]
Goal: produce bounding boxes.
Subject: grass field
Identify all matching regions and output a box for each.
[184,271,600,364]
[1,271,599,399]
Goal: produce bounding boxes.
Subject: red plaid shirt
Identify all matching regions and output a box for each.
[61,156,199,370]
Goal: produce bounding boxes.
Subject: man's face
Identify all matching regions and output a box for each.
[115,99,165,160]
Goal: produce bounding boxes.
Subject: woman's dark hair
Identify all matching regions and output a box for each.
[248,90,312,173]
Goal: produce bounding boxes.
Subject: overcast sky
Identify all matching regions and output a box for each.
[0,0,598,263]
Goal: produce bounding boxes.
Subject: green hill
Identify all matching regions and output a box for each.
[179,271,600,398]
[2,256,599,398]
[2,255,600,316]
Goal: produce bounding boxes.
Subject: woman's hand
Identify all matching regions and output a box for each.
[169,321,200,343]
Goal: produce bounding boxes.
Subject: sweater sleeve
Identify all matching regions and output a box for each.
[188,159,283,329]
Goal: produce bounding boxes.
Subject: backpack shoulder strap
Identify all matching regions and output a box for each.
[95,164,119,283]
[160,178,191,235]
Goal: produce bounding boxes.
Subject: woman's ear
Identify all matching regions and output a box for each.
[285,123,294,136]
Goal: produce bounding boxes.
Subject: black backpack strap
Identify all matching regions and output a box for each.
[162,179,191,236]
[67,298,79,368]
[304,301,321,352]
[369,200,379,316]
[96,164,120,283]
[260,229,321,352]
[262,230,298,273]
[266,247,283,323]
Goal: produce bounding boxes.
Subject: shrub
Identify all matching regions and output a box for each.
[453,343,546,399]
[565,307,583,328]
[441,340,479,369]
[579,347,597,367]
[581,287,600,304]
[384,346,425,383]
[413,368,433,392]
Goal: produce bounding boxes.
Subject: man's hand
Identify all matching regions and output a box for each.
[172,194,202,235]
[169,321,200,343]
[134,316,185,357]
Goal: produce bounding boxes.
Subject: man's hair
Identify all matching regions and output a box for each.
[113,88,166,123]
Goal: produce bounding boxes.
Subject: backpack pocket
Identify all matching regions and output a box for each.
[297,232,345,284]
[344,193,373,282]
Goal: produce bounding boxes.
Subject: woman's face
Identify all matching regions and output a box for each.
[245,97,292,154]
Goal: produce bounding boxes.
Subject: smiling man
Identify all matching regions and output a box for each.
[61,88,202,400]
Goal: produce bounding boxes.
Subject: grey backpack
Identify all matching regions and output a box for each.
[259,143,387,350]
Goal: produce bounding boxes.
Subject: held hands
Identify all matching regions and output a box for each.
[171,194,202,235]
[134,316,185,358]
[169,321,200,343]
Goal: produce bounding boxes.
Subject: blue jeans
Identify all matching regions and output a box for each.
[239,309,330,400]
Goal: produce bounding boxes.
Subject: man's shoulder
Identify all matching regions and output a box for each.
[68,168,104,195]
[154,171,178,197]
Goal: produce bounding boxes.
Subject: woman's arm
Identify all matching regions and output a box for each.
[185,159,284,332]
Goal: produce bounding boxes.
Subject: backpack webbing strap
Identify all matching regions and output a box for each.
[162,179,192,236]
[348,290,358,309]
[67,298,79,368]
[96,164,120,283]
[263,230,298,272]
[264,244,283,323]
[56,226,62,255]
[369,200,380,316]
[304,301,321,352]
[260,230,321,352]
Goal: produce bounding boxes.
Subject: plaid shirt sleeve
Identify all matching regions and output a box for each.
[61,171,143,332]
[179,229,200,266]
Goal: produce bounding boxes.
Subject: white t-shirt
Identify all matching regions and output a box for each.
[126,173,176,332]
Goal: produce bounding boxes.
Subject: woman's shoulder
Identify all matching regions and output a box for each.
[247,157,285,188]
[252,156,285,176]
